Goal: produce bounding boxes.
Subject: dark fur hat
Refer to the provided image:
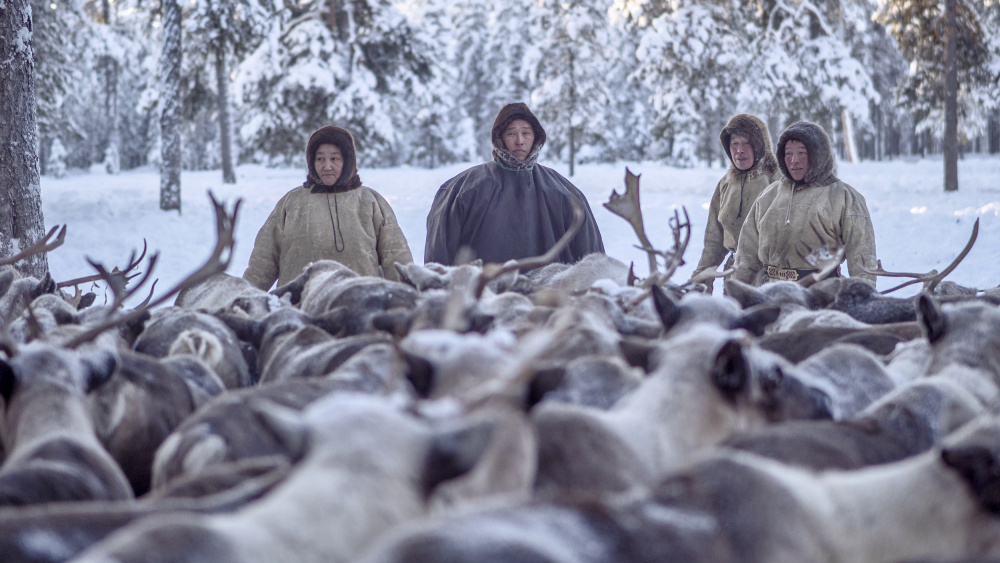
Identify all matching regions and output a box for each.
[305,126,362,192]
[777,121,837,185]
[491,103,547,151]
[720,114,778,178]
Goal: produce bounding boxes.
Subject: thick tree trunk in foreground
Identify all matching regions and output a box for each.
[0,0,49,277]
[943,0,959,192]
[159,0,182,211]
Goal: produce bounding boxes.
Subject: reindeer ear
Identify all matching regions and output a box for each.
[82,349,119,393]
[423,419,494,496]
[272,272,309,306]
[526,364,567,409]
[711,339,749,402]
[917,294,947,343]
[722,278,764,308]
[652,284,682,331]
[217,313,261,345]
[0,359,17,405]
[730,305,781,337]
[250,400,310,463]
[404,351,435,398]
[31,272,57,299]
[941,445,1000,514]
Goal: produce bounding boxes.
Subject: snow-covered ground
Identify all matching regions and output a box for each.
[40,154,999,306]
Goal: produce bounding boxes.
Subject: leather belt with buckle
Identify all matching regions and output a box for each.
[765,265,818,282]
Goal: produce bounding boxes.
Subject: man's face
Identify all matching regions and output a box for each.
[315,143,344,186]
[730,134,755,171]
[784,140,809,182]
[503,119,535,162]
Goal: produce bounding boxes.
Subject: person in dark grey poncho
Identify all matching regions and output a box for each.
[424,103,605,266]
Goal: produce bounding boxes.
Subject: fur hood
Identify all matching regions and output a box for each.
[777,121,837,186]
[305,126,362,193]
[720,114,778,181]
[491,103,547,151]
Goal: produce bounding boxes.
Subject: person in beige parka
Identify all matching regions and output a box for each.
[242,126,414,290]
[732,120,877,286]
[692,114,781,293]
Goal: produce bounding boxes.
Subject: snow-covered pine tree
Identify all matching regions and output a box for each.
[32,0,84,177]
[522,0,612,174]
[448,0,531,159]
[605,8,654,162]
[48,139,69,179]
[631,0,744,166]
[187,0,273,183]
[1,0,49,277]
[396,0,474,168]
[160,0,183,211]
[740,0,876,144]
[876,0,995,191]
[237,0,439,167]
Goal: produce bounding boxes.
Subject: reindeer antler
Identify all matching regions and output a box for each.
[57,240,149,297]
[604,168,658,276]
[65,192,241,349]
[0,225,67,267]
[862,218,979,294]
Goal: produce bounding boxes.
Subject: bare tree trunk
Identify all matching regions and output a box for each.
[160,0,182,211]
[567,49,576,177]
[842,109,858,163]
[215,36,236,184]
[0,0,50,277]
[943,0,959,192]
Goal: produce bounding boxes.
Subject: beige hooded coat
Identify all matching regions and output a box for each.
[693,114,781,284]
[243,127,413,290]
[733,121,877,286]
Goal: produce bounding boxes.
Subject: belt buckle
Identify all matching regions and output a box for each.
[766,265,798,281]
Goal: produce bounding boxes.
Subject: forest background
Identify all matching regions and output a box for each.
[31,0,1000,182]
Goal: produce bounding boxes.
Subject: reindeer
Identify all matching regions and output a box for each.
[361,414,1000,563]
[73,393,497,563]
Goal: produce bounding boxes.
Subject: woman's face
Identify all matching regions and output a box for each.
[315,144,344,186]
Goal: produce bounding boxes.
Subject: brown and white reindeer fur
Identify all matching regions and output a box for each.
[74,393,495,563]
[361,415,1000,563]
[532,323,830,494]
[0,343,132,505]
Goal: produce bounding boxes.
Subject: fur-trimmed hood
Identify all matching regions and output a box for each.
[720,114,778,180]
[490,103,547,169]
[776,121,837,186]
[491,103,547,151]
[305,126,362,192]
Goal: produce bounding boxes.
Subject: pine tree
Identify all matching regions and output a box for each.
[876,0,994,190]
[1,0,49,277]
[48,139,69,179]
[236,0,439,166]
[160,0,183,211]
[631,0,745,165]
[32,0,84,176]
[524,0,613,174]
[187,0,273,183]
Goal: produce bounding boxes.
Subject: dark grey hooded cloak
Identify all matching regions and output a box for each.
[423,103,605,266]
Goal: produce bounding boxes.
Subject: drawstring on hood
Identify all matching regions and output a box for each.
[304,126,362,253]
[490,102,547,170]
[737,173,748,218]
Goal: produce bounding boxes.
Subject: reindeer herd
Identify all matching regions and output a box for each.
[0,181,999,563]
